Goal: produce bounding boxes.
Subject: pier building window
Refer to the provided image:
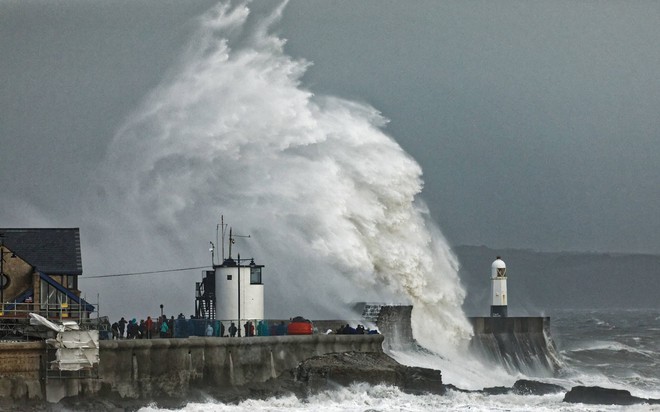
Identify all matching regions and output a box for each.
[40,279,70,311]
[250,267,262,284]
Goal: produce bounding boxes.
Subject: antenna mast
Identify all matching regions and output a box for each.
[227,225,250,260]
[228,227,233,260]
[218,215,227,262]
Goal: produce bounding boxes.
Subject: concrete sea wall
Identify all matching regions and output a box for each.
[0,309,563,407]
[0,334,384,405]
[468,317,562,375]
[0,341,45,402]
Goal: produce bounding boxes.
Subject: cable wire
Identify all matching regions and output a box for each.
[85,266,210,279]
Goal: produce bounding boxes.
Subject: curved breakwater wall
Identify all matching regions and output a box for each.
[468,317,562,375]
[0,334,384,404]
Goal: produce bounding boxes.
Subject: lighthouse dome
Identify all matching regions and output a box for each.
[491,257,506,278]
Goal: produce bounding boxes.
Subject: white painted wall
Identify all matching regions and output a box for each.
[215,265,264,324]
[491,258,507,306]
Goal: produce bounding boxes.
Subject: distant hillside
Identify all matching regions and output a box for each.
[453,245,660,316]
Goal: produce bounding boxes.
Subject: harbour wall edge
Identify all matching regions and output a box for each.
[0,334,384,404]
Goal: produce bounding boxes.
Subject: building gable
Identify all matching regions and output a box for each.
[0,228,82,275]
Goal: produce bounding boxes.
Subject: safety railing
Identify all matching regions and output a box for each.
[107,317,376,340]
[0,302,95,321]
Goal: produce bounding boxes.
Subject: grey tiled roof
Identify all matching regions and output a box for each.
[0,228,83,275]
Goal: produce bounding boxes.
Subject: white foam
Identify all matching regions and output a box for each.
[389,348,518,390]
[564,340,656,358]
[137,383,660,412]
[81,0,471,352]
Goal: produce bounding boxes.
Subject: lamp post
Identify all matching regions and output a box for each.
[235,254,257,338]
[237,253,241,337]
[227,226,251,337]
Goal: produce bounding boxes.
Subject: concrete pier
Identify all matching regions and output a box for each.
[468,317,561,374]
[0,309,564,407]
[470,316,548,334]
[0,334,384,405]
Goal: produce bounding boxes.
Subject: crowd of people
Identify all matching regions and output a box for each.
[335,324,379,335]
[110,315,161,339]
[109,315,296,339]
[109,314,380,340]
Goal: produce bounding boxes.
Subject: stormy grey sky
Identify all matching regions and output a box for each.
[2,0,660,257]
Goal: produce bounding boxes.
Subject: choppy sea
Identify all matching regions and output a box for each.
[140,309,660,411]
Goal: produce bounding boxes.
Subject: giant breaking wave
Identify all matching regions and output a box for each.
[82,1,471,354]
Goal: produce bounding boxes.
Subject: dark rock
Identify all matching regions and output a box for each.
[563,385,652,405]
[481,386,511,395]
[54,397,130,412]
[292,351,444,395]
[398,365,444,395]
[442,383,471,393]
[454,380,564,397]
[513,379,564,395]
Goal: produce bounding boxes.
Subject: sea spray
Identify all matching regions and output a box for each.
[82,1,472,354]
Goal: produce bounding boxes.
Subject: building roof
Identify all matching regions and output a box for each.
[0,228,83,275]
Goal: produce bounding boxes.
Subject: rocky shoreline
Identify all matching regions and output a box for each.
[7,351,659,411]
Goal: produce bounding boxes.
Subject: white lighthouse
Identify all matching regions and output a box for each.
[215,254,265,335]
[490,256,508,317]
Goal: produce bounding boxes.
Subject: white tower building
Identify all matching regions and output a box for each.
[215,254,264,335]
[490,256,508,317]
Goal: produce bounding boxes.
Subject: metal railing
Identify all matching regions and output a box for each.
[107,318,376,340]
[110,318,309,340]
[0,302,102,341]
[0,302,94,321]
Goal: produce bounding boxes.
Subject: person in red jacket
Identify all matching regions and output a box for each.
[145,316,153,339]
